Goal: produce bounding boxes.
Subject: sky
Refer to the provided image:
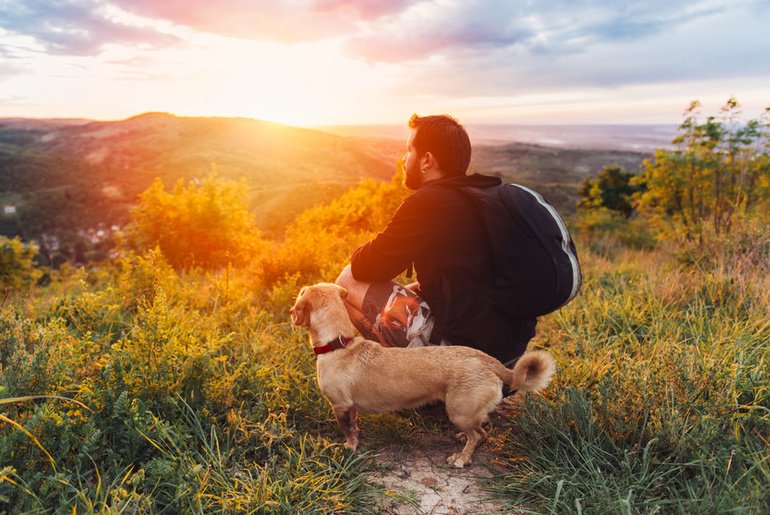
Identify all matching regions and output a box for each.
[0,0,769,126]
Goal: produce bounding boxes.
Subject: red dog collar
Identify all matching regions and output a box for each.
[314,335,352,355]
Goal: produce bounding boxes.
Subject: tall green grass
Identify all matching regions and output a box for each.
[487,238,770,513]
[2,214,769,512]
[0,252,383,512]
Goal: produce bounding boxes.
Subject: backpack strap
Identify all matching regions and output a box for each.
[450,185,506,279]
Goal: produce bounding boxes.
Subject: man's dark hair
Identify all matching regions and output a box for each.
[409,114,471,176]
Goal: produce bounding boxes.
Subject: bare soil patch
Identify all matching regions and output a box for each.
[365,430,512,514]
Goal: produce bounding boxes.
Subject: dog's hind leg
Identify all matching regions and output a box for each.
[333,405,360,451]
[445,400,490,467]
[454,417,493,443]
[446,424,486,468]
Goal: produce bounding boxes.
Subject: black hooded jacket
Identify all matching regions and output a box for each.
[350,173,536,364]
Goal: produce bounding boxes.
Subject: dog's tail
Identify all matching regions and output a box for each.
[495,351,556,395]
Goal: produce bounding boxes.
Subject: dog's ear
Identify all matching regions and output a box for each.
[290,287,311,327]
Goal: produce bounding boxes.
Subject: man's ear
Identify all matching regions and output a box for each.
[290,287,311,327]
[421,151,438,172]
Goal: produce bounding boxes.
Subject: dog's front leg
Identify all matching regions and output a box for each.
[333,405,359,451]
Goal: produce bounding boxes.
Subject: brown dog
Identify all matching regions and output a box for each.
[290,282,556,468]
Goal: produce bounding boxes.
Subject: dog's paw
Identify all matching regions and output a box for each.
[446,453,470,469]
[343,439,359,451]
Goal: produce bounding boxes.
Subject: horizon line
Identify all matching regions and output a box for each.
[0,111,680,128]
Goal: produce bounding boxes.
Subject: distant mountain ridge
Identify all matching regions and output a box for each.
[0,118,92,130]
[318,123,677,151]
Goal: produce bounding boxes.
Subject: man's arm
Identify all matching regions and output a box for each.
[334,264,384,341]
[337,192,432,343]
[350,193,431,282]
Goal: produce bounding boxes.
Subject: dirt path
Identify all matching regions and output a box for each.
[365,431,511,514]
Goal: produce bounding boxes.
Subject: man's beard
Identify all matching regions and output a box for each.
[401,157,423,190]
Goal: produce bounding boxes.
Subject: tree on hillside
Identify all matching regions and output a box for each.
[124,175,266,270]
[0,236,41,298]
[578,164,644,218]
[261,177,408,284]
[634,98,770,242]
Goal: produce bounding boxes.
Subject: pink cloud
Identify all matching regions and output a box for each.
[111,0,417,42]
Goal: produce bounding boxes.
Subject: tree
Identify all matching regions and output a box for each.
[634,98,770,242]
[261,177,408,284]
[124,175,266,270]
[0,236,41,296]
[578,164,643,218]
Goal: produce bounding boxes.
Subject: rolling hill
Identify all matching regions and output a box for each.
[0,113,400,242]
[0,113,650,261]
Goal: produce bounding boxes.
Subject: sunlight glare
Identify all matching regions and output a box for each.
[195,36,394,126]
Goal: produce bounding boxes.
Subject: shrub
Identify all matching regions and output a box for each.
[124,175,267,270]
[634,98,770,243]
[260,177,407,284]
[0,236,41,297]
[0,248,383,512]
[578,164,644,218]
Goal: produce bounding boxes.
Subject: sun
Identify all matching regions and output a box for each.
[32,30,403,126]
[194,37,395,127]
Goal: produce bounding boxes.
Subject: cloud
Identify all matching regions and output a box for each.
[1,0,767,124]
[0,62,24,81]
[0,0,177,55]
[346,2,537,62]
[2,0,747,65]
[109,0,419,42]
[344,0,770,101]
[343,0,731,63]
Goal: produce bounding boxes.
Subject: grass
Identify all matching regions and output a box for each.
[484,242,770,513]
[0,255,387,512]
[2,221,769,512]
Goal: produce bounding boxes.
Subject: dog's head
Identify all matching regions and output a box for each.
[290,283,348,328]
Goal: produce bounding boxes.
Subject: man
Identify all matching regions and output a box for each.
[335,114,536,366]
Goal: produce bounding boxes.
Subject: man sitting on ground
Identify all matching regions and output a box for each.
[335,114,536,367]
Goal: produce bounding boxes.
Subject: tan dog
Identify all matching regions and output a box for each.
[290,282,556,468]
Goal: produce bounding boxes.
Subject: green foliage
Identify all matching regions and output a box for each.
[0,253,382,512]
[473,142,647,219]
[0,236,41,294]
[0,177,415,509]
[487,241,770,512]
[260,177,408,285]
[635,98,770,242]
[575,164,656,255]
[124,175,267,270]
[2,158,769,512]
[576,208,656,256]
[578,164,644,217]
[0,177,418,511]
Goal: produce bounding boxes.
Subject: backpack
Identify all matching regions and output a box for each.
[455,183,582,318]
